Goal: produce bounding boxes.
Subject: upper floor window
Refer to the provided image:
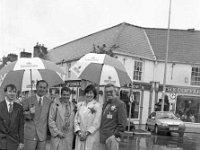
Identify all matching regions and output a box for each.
[133,61,143,81]
[191,67,200,86]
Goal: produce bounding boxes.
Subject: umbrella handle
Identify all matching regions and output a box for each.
[128,102,132,132]
[128,95,134,131]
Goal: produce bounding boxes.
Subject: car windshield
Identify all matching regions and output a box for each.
[156,112,177,119]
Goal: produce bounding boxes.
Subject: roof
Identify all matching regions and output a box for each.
[46,22,156,63]
[145,28,200,64]
[46,22,200,64]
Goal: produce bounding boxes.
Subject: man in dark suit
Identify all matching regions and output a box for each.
[23,80,52,150]
[100,84,127,150]
[0,84,24,150]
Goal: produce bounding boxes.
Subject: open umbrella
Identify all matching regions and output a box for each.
[0,57,65,91]
[70,53,132,87]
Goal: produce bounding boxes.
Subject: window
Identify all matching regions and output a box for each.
[120,90,140,119]
[175,95,200,123]
[131,91,140,118]
[191,67,200,86]
[133,61,143,81]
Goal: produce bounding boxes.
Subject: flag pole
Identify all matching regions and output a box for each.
[161,0,172,111]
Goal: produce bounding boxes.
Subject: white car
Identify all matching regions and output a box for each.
[146,111,185,137]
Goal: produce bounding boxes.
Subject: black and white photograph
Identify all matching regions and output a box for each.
[1,0,200,150]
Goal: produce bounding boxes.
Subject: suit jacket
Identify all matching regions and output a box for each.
[23,95,52,141]
[100,97,127,143]
[0,100,24,150]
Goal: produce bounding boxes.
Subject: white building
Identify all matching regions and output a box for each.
[46,22,200,125]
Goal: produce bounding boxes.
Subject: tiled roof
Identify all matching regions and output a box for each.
[46,22,156,63]
[46,22,200,64]
[145,28,200,64]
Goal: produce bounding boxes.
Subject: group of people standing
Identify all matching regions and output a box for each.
[0,80,127,150]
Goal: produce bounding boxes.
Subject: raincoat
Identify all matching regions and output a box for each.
[74,100,102,150]
[48,98,75,150]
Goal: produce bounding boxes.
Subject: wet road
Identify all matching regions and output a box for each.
[46,132,200,150]
[120,133,200,150]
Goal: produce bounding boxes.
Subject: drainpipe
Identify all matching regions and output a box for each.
[139,86,144,126]
[154,82,160,109]
[148,82,154,116]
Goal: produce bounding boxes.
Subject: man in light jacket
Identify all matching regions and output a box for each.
[23,80,52,150]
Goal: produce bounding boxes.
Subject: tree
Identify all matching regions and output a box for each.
[92,44,119,57]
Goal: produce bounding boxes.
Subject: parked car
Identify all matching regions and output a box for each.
[146,111,185,137]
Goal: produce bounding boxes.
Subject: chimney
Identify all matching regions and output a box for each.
[20,51,32,58]
[187,28,195,32]
[33,43,48,58]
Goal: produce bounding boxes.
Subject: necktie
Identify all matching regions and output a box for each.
[9,103,13,113]
[63,103,71,131]
[39,97,42,106]
[37,98,42,117]
[103,102,111,116]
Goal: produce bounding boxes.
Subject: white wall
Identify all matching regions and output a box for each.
[154,62,192,86]
[67,61,79,80]
[114,55,133,80]
[58,60,78,81]
[115,55,155,83]
[142,91,150,123]
[143,61,155,82]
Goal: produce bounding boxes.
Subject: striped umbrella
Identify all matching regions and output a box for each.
[70,53,131,87]
[0,57,65,91]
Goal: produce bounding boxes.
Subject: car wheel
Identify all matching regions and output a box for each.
[145,124,150,131]
[154,125,159,135]
[179,132,184,137]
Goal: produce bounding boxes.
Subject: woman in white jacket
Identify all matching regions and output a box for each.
[74,84,102,150]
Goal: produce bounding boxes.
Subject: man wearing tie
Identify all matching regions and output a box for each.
[23,80,52,150]
[100,84,127,150]
[0,84,24,150]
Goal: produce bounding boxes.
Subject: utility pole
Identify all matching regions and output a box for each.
[161,0,172,111]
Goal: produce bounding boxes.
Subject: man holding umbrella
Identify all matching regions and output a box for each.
[23,80,52,150]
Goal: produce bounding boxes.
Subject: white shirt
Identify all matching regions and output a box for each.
[5,97,14,112]
[36,94,44,105]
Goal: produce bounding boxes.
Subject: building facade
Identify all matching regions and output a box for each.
[46,22,200,125]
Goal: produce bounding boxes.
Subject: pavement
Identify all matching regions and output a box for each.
[184,122,200,133]
[46,124,200,150]
[123,123,200,137]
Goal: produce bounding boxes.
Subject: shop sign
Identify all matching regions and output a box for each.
[170,93,176,100]
[166,86,200,95]
[65,81,81,87]
[132,84,141,89]
[123,83,141,89]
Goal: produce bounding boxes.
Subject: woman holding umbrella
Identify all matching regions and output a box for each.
[74,84,102,150]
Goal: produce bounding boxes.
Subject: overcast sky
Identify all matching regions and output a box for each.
[0,0,200,59]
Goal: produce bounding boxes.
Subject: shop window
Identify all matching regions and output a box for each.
[191,67,200,86]
[120,90,140,119]
[155,95,170,111]
[133,61,143,81]
[175,95,200,123]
